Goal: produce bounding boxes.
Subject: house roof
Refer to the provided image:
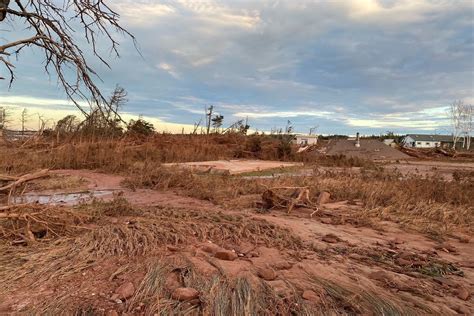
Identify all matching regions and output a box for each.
[326,139,410,160]
[405,134,458,143]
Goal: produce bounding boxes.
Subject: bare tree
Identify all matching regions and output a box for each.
[205,105,214,135]
[449,100,473,150]
[192,118,202,135]
[0,0,9,21]
[0,1,135,118]
[449,100,463,149]
[211,114,224,133]
[461,103,473,150]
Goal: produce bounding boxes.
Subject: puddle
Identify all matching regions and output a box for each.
[11,190,114,205]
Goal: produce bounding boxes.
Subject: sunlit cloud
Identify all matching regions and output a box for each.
[0,96,89,109]
[235,110,334,119]
[2,0,472,134]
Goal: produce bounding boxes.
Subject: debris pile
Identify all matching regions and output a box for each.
[259,186,316,213]
[0,169,50,199]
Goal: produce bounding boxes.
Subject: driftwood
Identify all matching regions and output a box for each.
[0,169,49,192]
[260,186,316,214]
[0,175,18,181]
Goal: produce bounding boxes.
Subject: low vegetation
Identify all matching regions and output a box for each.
[1,132,473,314]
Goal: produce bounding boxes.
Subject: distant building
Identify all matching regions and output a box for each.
[326,139,410,160]
[402,134,461,149]
[293,134,319,146]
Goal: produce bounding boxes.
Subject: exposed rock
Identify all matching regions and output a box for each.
[411,261,426,268]
[320,217,333,225]
[457,261,474,268]
[398,251,414,260]
[452,305,470,315]
[322,233,340,243]
[105,310,119,316]
[165,272,182,291]
[201,243,224,254]
[434,243,457,253]
[395,258,412,266]
[215,250,238,261]
[167,245,179,252]
[267,280,292,298]
[272,260,293,270]
[433,277,456,287]
[368,271,391,282]
[114,282,135,300]
[257,267,277,281]
[456,287,470,301]
[235,242,256,255]
[302,290,320,303]
[247,251,260,258]
[317,191,331,205]
[348,253,365,261]
[171,287,200,301]
[390,238,403,245]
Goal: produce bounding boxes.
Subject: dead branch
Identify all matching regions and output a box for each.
[0,174,18,181]
[0,0,136,118]
[0,203,30,211]
[0,203,91,243]
[260,186,316,214]
[0,213,21,218]
[0,169,49,192]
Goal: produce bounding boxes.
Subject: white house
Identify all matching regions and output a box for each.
[402,134,458,148]
[293,134,319,146]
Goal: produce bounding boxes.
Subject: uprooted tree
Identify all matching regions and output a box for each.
[0,0,134,119]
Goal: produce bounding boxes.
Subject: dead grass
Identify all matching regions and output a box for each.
[0,134,296,175]
[0,134,384,176]
[0,199,304,293]
[305,273,428,315]
[123,165,473,236]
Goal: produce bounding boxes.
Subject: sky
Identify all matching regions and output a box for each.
[1,0,473,134]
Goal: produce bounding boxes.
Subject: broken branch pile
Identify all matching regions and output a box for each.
[0,169,50,194]
[0,204,91,245]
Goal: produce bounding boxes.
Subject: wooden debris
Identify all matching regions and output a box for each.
[0,169,49,193]
[0,175,18,182]
[260,186,316,214]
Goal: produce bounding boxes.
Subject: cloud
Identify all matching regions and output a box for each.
[2,0,472,135]
[234,110,334,119]
[0,96,89,109]
[157,62,180,78]
[112,2,176,27]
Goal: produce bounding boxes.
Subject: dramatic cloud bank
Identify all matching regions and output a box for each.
[2,0,473,134]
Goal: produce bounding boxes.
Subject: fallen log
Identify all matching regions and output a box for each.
[0,169,49,192]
